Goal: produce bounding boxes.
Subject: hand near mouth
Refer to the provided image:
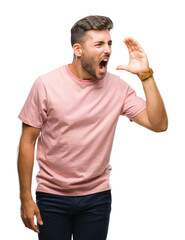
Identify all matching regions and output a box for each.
[116,37,150,76]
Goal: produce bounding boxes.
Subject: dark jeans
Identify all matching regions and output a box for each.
[36,190,112,240]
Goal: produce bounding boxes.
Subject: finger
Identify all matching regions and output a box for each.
[36,210,43,226]
[29,219,40,233]
[124,38,135,52]
[23,217,40,233]
[116,65,129,71]
[129,38,138,52]
[128,37,144,53]
[128,39,139,53]
[123,39,133,54]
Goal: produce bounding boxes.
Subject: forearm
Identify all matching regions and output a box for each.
[17,140,35,201]
[141,76,168,130]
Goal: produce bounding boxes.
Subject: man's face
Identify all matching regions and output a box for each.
[80,30,112,80]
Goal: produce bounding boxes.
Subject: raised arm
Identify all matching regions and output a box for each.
[117,37,168,132]
[17,123,43,233]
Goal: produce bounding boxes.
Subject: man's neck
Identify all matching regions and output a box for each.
[68,62,96,81]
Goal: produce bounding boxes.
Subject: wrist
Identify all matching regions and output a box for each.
[137,68,154,81]
[20,192,33,202]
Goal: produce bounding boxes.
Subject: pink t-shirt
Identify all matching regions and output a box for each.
[18,65,146,196]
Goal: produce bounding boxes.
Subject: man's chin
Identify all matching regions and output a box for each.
[96,71,107,80]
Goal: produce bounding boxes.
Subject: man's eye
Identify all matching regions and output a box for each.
[95,44,102,47]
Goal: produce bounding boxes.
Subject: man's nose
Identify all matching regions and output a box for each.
[104,44,111,55]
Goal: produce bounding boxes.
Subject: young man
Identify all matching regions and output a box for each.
[17,15,168,240]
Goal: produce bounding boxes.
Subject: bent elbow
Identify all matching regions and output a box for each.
[152,116,168,133]
[162,121,168,132]
[155,124,168,132]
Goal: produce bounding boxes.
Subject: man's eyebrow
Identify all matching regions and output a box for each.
[94,41,105,44]
[94,40,113,44]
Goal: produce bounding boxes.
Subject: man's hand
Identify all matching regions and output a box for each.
[116,37,150,76]
[21,199,43,233]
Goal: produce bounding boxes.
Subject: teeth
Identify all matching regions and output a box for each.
[103,59,108,61]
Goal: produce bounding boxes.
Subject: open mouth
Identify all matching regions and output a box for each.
[99,58,108,73]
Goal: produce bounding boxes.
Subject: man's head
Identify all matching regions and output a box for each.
[71,15,113,47]
[70,15,113,80]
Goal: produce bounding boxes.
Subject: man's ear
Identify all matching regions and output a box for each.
[72,43,82,57]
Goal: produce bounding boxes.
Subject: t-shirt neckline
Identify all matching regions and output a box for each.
[64,64,106,87]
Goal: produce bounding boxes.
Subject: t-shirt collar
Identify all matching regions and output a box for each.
[65,64,107,88]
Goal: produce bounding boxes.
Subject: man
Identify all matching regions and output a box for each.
[17,15,168,240]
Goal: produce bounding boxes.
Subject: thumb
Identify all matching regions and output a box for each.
[36,210,43,225]
[116,65,129,71]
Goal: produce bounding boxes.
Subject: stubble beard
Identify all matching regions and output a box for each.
[81,54,105,80]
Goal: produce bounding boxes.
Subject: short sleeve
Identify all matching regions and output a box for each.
[18,77,47,128]
[121,85,147,120]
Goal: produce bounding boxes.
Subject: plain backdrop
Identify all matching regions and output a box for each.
[0,0,185,239]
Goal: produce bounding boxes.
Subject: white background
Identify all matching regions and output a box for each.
[0,0,185,239]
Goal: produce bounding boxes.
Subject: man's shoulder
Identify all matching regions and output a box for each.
[38,65,66,84]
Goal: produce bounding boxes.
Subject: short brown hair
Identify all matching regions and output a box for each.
[71,15,113,46]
